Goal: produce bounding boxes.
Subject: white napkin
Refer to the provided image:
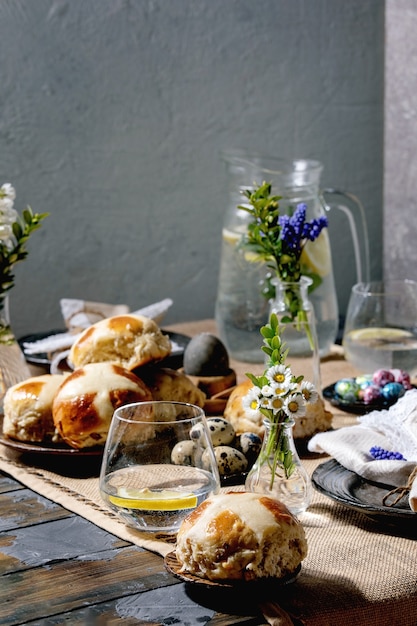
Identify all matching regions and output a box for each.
[308,389,417,512]
[22,298,173,356]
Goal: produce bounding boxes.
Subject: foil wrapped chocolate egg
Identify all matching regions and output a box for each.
[334,378,360,402]
[381,382,405,401]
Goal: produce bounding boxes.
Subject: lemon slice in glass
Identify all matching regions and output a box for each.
[347,327,414,345]
[300,230,332,277]
[109,487,198,511]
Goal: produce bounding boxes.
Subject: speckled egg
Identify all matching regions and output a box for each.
[171,440,197,465]
[204,445,248,476]
[239,432,262,458]
[189,422,207,445]
[205,417,235,446]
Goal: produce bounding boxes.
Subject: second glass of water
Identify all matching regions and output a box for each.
[342,279,417,375]
[99,401,220,534]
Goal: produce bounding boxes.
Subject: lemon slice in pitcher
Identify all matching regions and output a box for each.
[109,487,198,511]
[223,227,265,263]
[300,230,332,277]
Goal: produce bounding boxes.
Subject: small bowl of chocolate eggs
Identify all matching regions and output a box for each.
[324,368,414,414]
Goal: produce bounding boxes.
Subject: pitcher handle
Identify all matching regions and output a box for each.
[321,188,370,284]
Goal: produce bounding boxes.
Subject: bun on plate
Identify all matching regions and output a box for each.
[3,374,65,443]
[52,362,152,449]
[224,379,332,440]
[139,367,206,407]
[175,491,307,582]
[69,314,171,370]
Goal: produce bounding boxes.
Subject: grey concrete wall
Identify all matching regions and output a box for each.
[384,0,417,282]
[0,0,384,338]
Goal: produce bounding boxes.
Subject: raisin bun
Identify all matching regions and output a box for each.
[224,379,332,440]
[139,367,206,407]
[176,491,307,582]
[52,362,152,449]
[2,374,65,443]
[69,314,171,370]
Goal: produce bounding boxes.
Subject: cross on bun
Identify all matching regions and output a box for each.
[52,362,152,449]
[69,314,171,370]
[175,491,307,582]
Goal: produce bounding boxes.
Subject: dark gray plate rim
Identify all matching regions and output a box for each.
[312,458,415,524]
[18,329,190,367]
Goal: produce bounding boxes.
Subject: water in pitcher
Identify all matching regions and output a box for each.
[215,226,270,362]
[215,225,338,362]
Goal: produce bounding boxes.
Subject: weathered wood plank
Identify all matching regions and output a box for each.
[0,546,177,624]
[0,472,24,494]
[0,488,72,532]
[0,515,130,574]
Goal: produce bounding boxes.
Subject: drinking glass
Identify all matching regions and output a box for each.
[342,280,417,374]
[99,401,220,534]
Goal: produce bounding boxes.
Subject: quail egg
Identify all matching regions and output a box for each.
[171,440,197,465]
[239,432,262,459]
[206,417,235,446]
[206,445,248,476]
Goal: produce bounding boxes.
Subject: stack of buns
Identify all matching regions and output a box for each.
[175,491,307,582]
[2,314,206,450]
[2,314,332,453]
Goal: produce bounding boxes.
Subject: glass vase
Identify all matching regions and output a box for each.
[269,276,321,390]
[245,418,312,516]
[0,295,31,408]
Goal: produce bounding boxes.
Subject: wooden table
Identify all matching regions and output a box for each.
[1,320,417,626]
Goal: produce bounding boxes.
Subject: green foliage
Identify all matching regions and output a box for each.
[0,206,49,297]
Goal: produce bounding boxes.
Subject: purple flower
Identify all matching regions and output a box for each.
[279,203,328,252]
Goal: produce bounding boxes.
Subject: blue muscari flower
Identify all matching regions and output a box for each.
[279,203,328,251]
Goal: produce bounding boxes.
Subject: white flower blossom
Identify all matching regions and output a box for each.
[0,224,14,242]
[283,393,306,419]
[242,385,262,418]
[0,183,16,202]
[266,364,293,390]
[300,380,318,404]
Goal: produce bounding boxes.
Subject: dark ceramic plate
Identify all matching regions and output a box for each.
[312,458,415,528]
[164,550,301,588]
[0,417,103,457]
[18,329,190,370]
[322,383,411,415]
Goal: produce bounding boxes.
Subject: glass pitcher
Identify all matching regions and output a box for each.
[215,150,370,362]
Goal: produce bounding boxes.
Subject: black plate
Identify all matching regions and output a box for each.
[18,329,190,370]
[312,458,415,528]
[322,382,409,415]
[0,416,103,457]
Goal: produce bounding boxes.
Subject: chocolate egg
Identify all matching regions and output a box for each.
[381,382,405,401]
[334,378,360,401]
